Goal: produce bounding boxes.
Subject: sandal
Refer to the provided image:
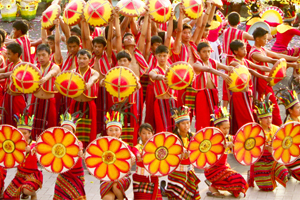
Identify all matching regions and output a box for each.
[206,191,224,198]
[205,179,212,187]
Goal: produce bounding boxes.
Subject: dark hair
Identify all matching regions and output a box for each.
[67,36,80,45]
[122,32,134,43]
[92,36,107,47]
[49,25,55,33]
[0,29,6,43]
[173,19,178,31]
[117,50,132,61]
[253,27,268,39]
[197,42,210,52]
[89,25,95,33]
[6,43,22,57]
[173,126,193,144]
[205,23,211,28]
[183,23,192,31]
[157,32,166,44]
[138,16,145,26]
[155,45,169,54]
[230,39,244,55]
[37,43,51,55]
[47,35,55,42]
[284,103,299,123]
[77,49,92,59]
[70,27,81,37]
[228,12,240,26]
[139,123,154,133]
[12,20,28,35]
[151,35,163,46]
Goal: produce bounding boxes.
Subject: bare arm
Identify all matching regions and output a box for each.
[144,17,152,60]
[248,68,270,81]
[59,17,71,42]
[138,8,149,53]
[251,53,277,64]
[114,9,122,53]
[107,18,114,64]
[151,21,158,36]
[149,70,165,81]
[0,71,12,79]
[130,17,139,36]
[81,17,92,51]
[165,11,174,48]
[41,28,47,44]
[53,19,63,65]
[195,1,212,43]
[248,60,271,72]
[173,5,185,54]
[242,32,254,41]
[120,17,130,37]
[86,69,100,90]
[216,62,233,73]
[39,64,61,85]
[265,49,298,62]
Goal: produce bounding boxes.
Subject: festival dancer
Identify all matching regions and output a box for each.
[205,106,248,198]
[30,44,60,139]
[248,27,299,126]
[70,49,99,148]
[53,111,86,199]
[100,111,135,200]
[248,94,289,191]
[229,39,271,134]
[149,45,177,132]
[3,114,43,200]
[163,106,200,200]
[131,123,162,200]
[277,89,300,181]
[192,42,233,131]
[61,36,80,72]
[0,43,26,126]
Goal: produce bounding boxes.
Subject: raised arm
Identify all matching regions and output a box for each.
[120,16,130,37]
[173,4,185,54]
[144,17,152,60]
[81,17,92,51]
[130,17,139,36]
[41,28,47,44]
[59,17,71,42]
[107,17,114,64]
[194,1,212,43]
[165,11,174,48]
[138,8,149,53]
[114,9,122,53]
[53,19,63,65]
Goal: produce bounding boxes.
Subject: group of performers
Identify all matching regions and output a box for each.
[1,0,300,199]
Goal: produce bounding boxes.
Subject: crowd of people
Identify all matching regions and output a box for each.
[1,0,300,199]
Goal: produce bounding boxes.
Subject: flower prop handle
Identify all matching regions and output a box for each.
[142,132,183,177]
[35,127,80,174]
[188,127,225,169]
[233,122,265,166]
[272,122,300,165]
[84,136,132,182]
[0,125,27,168]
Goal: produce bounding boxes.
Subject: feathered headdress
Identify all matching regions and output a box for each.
[211,106,230,126]
[14,104,34,131]
[248,0,260,15]
[255,93,274,118]
[60,109,83,132]
[105,111,124,130]
[277,88,299,109]
[284,2,296,21]
[170,105,190,124]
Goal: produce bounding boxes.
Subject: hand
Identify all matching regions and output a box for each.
[225,142,234,149]
[156,74,165,81]
[25,145,31,153]
[136,153,142,162]
[179,4,185,15]
[265,145,272,153]
[226,66,234,73]
[53,19,60,26]
[112,7,119,19]
[78,150,83,158]
[267,34,273,41]
[206,0,212,8]
[222,74,232,84]
[39,77,47,85]
[100,79,105,87]
[85,82,92,90]
[163,76,168,85]
[264,76,272,82]
[0,74,5,79]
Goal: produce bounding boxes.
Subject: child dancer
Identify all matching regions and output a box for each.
[205,106,248,198]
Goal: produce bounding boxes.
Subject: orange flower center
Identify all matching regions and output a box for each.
[282,136,293,149]
[102,151,116,165]
[155,146,168,160]
[3,140,15,153]
[244,138,256,151]
[52,143,66,158]
[199,139,212,153]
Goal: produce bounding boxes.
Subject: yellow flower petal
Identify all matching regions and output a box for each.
[109,139,121,153]
[98,138,108,152]
[159,160,170,175]
[3,126,12,140]
[244,150,252,165]
[276,129,285,140]
[108,164,119,180]
[244,124,252,139]
[255,136,264,147]
[189,141,200,151]
[0,149,5,163]
[144,141,156,153]
[62,154,74,168]
[164,135,176,148]
[249,126,260,138]
[4,153,14,168]
[282,149,290,164]
[54,128,64,143]
[53,157,63,173]
[196,152,206,168]
[42,132,55,146]
[168,144,182,155]
[114,160,130,173]
[210,144,224,154]
[165,154,180,166]
[236,131,245,143]
[12,150,24,164]
[95,162,107,178]
[274,146,284,160]
[195,131,204,143]
[154,134,165,147]
[250,146,261,157]
[0,132,5,142]
[15,140,26,151]
[36,143,52,154]
[11,130,22,143]
[211,134,223,145]
[206,151,217,165]
[149,159,160,174]
[61,133,75,147]
[143,153,156,164]
[87,144,103,157]
[86,156,102,167]
[204,128,213,140]
[284,123,293,136]
[41,152,55,166]
[115,149,131,160]
[290,126,300,138]
[236,148,245,163]
[234,141,244,152]
[66,145,79,156]
[272,139,282,149]
[289,144,300,157]
[189,150,200,163]
[293,135,300,145]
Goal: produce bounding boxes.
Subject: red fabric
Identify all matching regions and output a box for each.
[16,35,33,63]
[132,174,162,200]
[272,28,300,49]
[154,98,176,133]
[0,167,7,194]
[145,83,155,129]
[222,27,245,57]
[95,87,110,135]
[208,21,226,42]
[230,91,255,135]
[195,89,218,131]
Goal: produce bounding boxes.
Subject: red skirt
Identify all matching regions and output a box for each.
[100,174,131,199]
[145,83,156,129]
[154,98,176,133]
[0,167,7,195]
[132,173,162,200]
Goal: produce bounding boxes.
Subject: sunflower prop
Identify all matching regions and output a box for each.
[84,0,113,27]
[116,0,146,17]
[63,0,86,26]
[182,0,203,19]
[148,0,172,23]
[268,58,287,87]
[41,4,61,29]
[228,65,251,92]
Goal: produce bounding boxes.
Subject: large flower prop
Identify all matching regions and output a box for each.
[63,0,86,26]
[116,0,146,17]
[148,0,172,23]
[272,122,300,165]
[269,58,287,86]
[142,132,183,176]
[182,0,203,19]
[233,123,265,165]
[0,125,26,168]
[41,4,61,29]
[84,0,113,27]
[228,65,251,93]
[188,127,225,169]
[85,136,132,181]
[36,127,80,173]
[261,6,284,36]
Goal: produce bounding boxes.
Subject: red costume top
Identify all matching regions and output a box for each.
[192,59,218,90]
[132,48,149,77]
[62,54,78,72]
[148,52,172,72]
[223,27,246,63]
[271,24,300,52]
[171,41,199,63]
[76,66,98,98]
[5,61,22,94]
[16,35,33,64]
[89,51,117,75]
[37,62,56,93]
[248,46,269,73]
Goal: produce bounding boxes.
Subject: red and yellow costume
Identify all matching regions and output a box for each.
[16,35,33,64]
